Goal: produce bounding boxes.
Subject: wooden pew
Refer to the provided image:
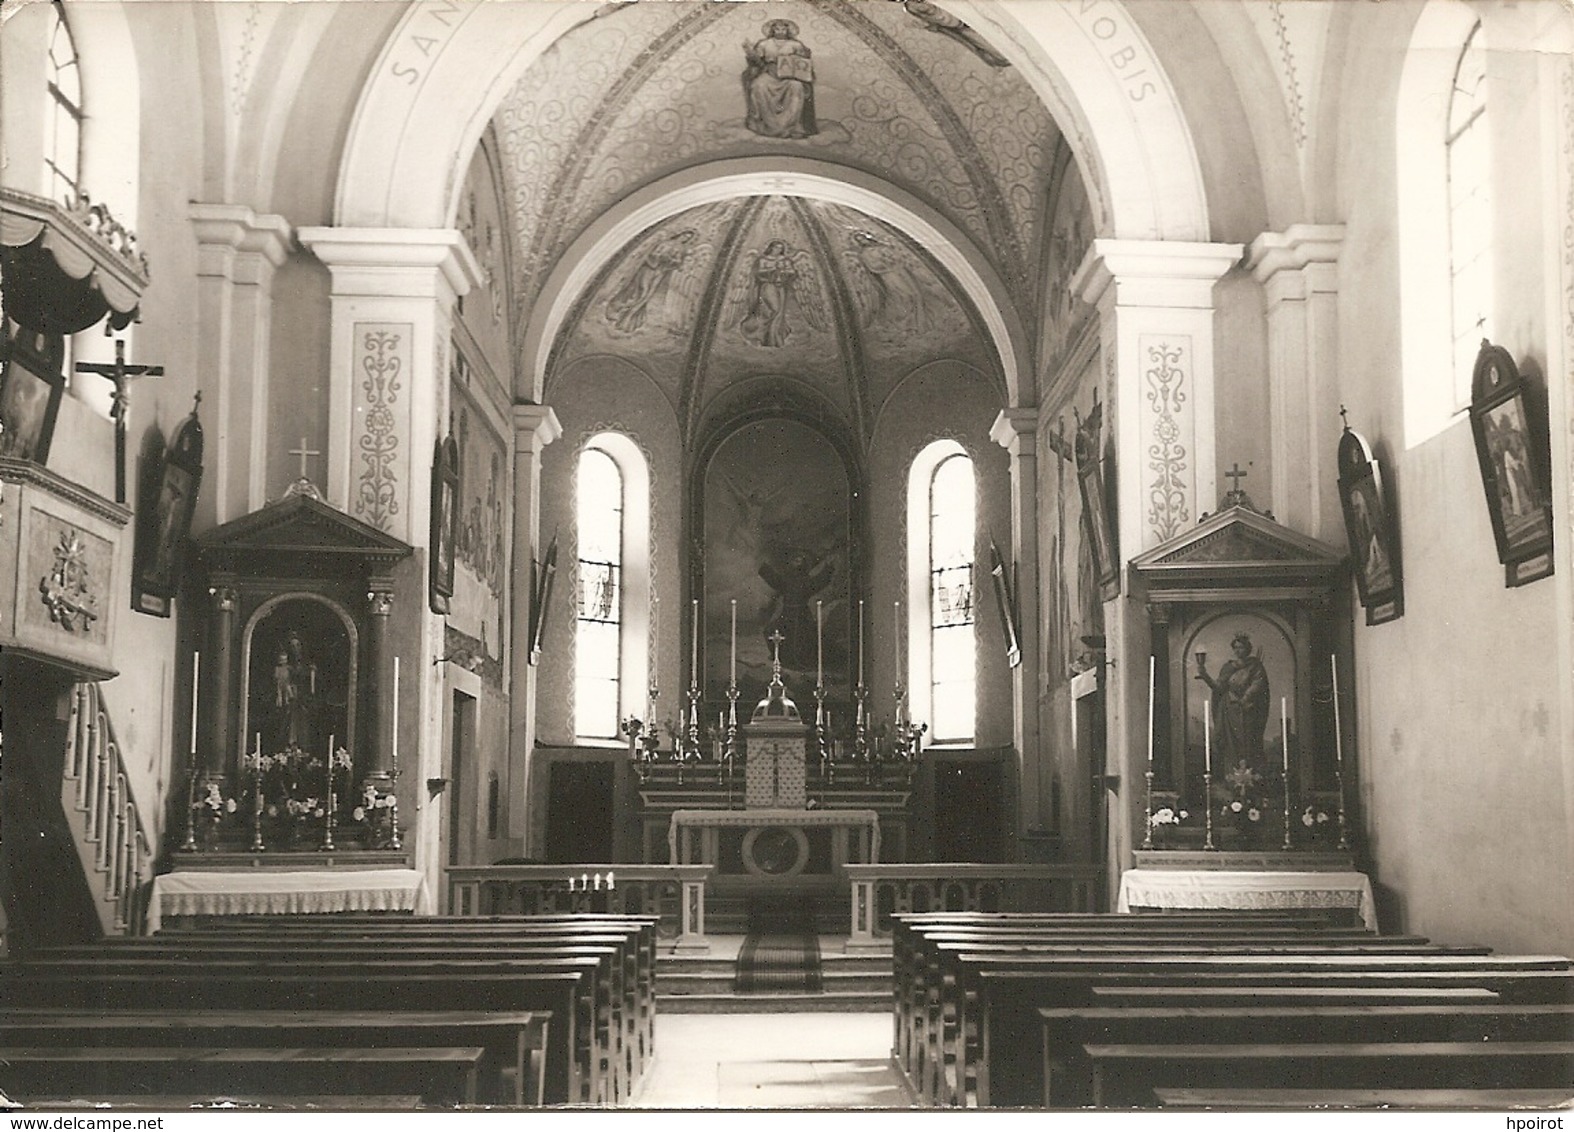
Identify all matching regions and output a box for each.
[1038,1003,1574,1107]
[0,1009,549,1107]
[0,967,594,1106]
[1087,984,1504,1006]
[967,956,1574,1109]
[1084,1040,1574,1107]
[1154,1087,1574,1110]
[18,1095,428,1110]
[0,1046,488,1106]
[11,938,627,1102]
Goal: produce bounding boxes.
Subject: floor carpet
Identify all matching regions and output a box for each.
[734,931,823,992]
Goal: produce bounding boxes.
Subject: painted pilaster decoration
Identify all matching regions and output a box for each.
[989,407,1044,828]
[190,204,292,525]
[1247,225,1345,536]
[296,228,483,544]
[206,584,239,778]
[509,402,563,838]
[1072,239,1242,557]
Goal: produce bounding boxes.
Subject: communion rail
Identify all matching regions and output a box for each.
[64,682,155,935]
[446,864,714,950]
[843,863,1103,950]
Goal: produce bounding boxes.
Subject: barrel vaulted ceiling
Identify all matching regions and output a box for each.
[489,0,1074,430]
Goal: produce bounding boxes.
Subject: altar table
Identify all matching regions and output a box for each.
[1117,868,1378,931]
[146,869,430,933]
[667,807,881,872]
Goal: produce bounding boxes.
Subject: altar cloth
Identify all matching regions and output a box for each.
[146,868,429,933]
[1117,868,1378,931]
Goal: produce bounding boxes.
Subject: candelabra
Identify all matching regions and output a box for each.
[247,752,266,853]
[181,768,198,852]
[1335,766,1351,850]
[320,751,337,852]
[721,682,739,790]
[1281,768,1294,851]
[1142,767,1155,850]
[1202,771,1216,850]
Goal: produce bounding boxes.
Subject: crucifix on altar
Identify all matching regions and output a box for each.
[74,338,164,503]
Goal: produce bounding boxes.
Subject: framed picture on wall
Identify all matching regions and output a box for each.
[133,395,204,617]
[1074,398,1119,595]
[1468,341,1554,587]
[429,433,459,614]
[0,323,66,464]
[1336,421,1402,625]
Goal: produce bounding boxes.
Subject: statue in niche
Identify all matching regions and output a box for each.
[1193,632,1271,770]
[270,629,319,751]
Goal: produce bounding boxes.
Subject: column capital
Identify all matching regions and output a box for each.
[297,226,483,299]
[989,408,1039,455]
[190,203,292,277]
[513,403,563,454]
[1247,224,1346,282]
[1073,238,1244,310]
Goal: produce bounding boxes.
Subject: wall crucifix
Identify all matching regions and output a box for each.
[74,338,164,503]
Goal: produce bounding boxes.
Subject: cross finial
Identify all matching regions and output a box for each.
[288,436,322,480]
[1225,463,1248,491]
[1339,404,1350,431]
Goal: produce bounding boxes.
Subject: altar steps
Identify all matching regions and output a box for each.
[656,946,892,1014]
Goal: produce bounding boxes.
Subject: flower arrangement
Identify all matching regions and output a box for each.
[349,779,401,849]
[1145,804,1191,847]
[240,743,355,847]
[1213,759,1280,846]
[190,780,238,849]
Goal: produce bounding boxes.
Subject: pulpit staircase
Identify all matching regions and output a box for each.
[60,681,154,937]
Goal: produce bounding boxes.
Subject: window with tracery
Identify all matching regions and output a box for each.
[575,446,624,739]
[927,449,976,743]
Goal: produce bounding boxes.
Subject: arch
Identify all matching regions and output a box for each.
[239,592,361,768]
[332,0,1215,403]
[522,158,1027,408]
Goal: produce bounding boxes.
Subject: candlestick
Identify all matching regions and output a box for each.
[1331,654,1343,766]
[190,652,200,757]
[730,599,737,684]
[250,731,265,853]
[1146,655,1155,767]
[322,732,336,850]
[1204,699,1212,774]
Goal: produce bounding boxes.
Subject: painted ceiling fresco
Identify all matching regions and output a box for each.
[550,195,990,434]
[493,0,1066,421]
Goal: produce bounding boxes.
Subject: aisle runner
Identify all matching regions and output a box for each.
[734,932,823,993]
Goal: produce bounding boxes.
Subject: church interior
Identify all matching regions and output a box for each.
[0,0,1571,1112]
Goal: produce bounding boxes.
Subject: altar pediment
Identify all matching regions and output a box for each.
[1130,505,1345,602]
[197,481,412,575]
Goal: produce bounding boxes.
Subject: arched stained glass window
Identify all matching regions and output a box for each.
[575,446,624,739]
[1446,20,1490,408]
[46,2,83,207]
[928,450,975,743]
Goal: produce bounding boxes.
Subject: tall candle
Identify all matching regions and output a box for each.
[1330,654,1344,766]
[857,600,865,681]
[1146,655,1156,767]
[1204,699,1212,773]
[816,600,824,684]
[190,652,200,757]
[690,599,699,685]
[327,733,336,806]
[651,596,660,696]
[894,600,903,675]
[391,657,400,772]
[730,599,737,684]
[1281,698,1290,775]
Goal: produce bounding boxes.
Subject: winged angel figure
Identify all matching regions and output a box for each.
[723,239,828,348]
[604,228,711,335]
[842,229,932,332]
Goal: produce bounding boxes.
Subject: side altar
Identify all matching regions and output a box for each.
[1120,486,1373,924]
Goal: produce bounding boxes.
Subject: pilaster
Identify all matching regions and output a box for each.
[189,204,290,525]
[511,404,563,842]
[989,408,1044,845]
[1248,225,1345,537]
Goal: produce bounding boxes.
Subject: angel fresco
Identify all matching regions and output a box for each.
[726,239,827,348]
[844,230,931,331]
[604,228,702,334]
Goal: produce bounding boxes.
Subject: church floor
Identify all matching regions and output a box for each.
[627,1013,909,1109]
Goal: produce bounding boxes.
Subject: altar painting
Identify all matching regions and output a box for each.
[703,419,850,712]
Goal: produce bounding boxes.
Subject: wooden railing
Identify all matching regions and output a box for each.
[446,864,715,952]
[63,682,154,935]
[842,864,1103,951]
